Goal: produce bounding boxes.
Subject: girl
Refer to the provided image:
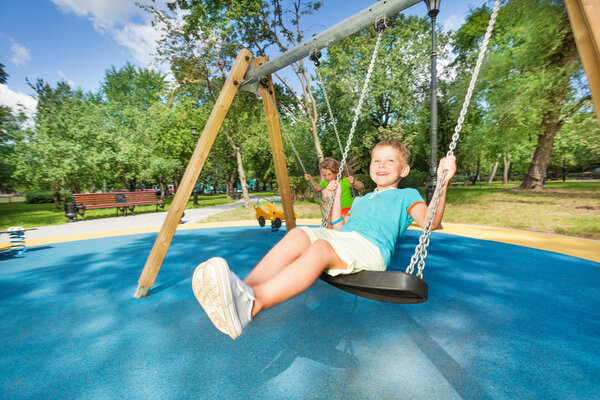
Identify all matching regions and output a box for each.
[304,157,364,217]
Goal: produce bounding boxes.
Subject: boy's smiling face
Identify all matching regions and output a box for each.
[370,145,410,190]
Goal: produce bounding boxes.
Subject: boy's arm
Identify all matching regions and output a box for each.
[304,174,324,192]
[326,180,345,230]
[409,156,456,230]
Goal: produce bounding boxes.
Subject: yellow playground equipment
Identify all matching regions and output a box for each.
[253,197,296,231]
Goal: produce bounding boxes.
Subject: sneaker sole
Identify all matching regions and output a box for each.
[192,257,242,339]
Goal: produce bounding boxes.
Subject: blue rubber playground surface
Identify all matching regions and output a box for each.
[1,226,599,399]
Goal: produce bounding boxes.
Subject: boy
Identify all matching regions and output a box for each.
[192,140,456,339]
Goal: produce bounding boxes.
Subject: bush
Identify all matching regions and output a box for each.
[398,170,428,189]
[25,191,55,204]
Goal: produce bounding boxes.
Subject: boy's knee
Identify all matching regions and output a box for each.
[311,239,334,253]
[287,227,309,240]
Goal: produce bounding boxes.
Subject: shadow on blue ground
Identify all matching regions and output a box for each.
[0,226,598,399]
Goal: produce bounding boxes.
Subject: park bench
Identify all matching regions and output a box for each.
[72,192,164,221]
[124,191,165,215]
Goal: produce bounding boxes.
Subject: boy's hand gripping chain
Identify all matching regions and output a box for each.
[406,0,501,279]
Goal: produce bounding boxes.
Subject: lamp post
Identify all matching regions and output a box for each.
[425,0,440,204]
[191,126,199,206]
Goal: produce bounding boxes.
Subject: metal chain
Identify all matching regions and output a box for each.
[315,67,356,196]
[321,29,384,227]
[263,91,327,217]
[406,0,501,278]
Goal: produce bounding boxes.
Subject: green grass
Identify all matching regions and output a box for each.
[440,181,600,239]
[2,184,599,239]
[207,181,600,239]
[0,194,236,229]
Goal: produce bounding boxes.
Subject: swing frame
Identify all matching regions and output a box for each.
[134,0,600,298]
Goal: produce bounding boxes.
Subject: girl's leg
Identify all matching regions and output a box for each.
[244,228,311,287]
[251,239,346,316]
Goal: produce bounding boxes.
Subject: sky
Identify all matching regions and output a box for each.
[0,0,487,118]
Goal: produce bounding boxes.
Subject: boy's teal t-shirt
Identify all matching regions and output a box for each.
[340,188,425,267]
[320,177,353,209]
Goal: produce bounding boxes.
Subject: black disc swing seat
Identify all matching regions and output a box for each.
[319,270,428,304]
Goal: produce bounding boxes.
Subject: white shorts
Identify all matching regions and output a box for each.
[298,226,385,276]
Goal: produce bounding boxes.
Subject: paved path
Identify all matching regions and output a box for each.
[24,199,249,241]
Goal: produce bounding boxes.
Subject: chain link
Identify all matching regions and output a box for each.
[315,66,355,196]
[321,29,384,227]
[315,66,356,197]
[406,0,501,277]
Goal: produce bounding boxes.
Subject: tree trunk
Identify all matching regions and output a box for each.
[222,127,251,207]
[234,146,251,208]
[487,155,500,185]
[502,154,511,185]
[519,106,564,190]
[172,170,179,194]
[225,172,236,199]
[472,155,481,185]
[159,181,166,202]
[309,117,324,163]
[53,189,61,210]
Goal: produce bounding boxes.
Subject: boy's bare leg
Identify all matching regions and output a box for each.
[244,228,311,287]
[251,239,346,317]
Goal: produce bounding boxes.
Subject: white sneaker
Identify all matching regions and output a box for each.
[192,257,242,339]
[229,270,255,330]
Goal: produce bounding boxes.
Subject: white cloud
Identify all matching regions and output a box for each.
[10,41,31,66]
[113,23,162,66]
[442,14,465,32]
[51,0,141,29]
[0,84,37,123]
[57,70,75,87]
[51,0,167,66]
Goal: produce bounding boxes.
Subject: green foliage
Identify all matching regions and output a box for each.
[398,170,428,190]
[25,191,55,204]
[314,13,450,175]
[451,0,587,188]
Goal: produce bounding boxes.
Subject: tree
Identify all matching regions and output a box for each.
[453,0,589,190]
[100,64,168,191]
[314,14,448,175]
[14,80,110,207]
[141,0,327,162]
[0,105,27,192]
[0,62,7,84]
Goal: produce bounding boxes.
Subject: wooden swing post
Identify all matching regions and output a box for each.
[256,57,296,231]
[134,50,253,298]
[564,0,600,124]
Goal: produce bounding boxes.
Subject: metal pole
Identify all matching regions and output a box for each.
[426,8,439,204]
[240,0,421,89]
[191,126,199,206]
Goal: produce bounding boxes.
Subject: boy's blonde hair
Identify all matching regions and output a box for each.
[372,140,411,164]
